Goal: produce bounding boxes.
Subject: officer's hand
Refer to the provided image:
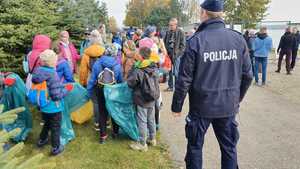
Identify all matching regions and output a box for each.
[172,112,181,117]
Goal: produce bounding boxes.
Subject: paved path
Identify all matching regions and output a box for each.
[160,62,300,169]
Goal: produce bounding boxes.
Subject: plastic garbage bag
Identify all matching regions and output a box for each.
[64,83,89,113]
[62,83,90,145]
[71,101,93,124]
[60,100,75,145]
[0,73,32,142]
[104,83,139,141]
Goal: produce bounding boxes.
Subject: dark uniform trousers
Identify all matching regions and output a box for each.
[185,115,239,169]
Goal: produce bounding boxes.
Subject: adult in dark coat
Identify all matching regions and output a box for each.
[164,18,185,91]
[291,27,300,70]
[171,0,253,168]
[276,27,297,74]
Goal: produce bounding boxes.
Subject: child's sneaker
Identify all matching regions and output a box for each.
[99,134,108,144]
[51,145,64,156]
[37,138,49,148]
[94,123,100,131]
[130,142,148,152]
[147,139,157,147]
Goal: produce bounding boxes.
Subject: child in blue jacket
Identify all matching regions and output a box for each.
[87,44,123,144]
[32,50,73,155]
[53,42,75,83]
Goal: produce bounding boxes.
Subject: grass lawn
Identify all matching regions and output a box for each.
[20,109,172,169]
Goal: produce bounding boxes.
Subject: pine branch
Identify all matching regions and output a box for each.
[16,154,44,169]
[0,105,3,114]
[0,142,24,163]
[0,128,21,143]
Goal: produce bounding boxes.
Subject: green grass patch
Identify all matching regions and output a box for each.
[19,109,172,169]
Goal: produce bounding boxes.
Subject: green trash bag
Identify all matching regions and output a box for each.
[0,73,32,142]
[104,83,139,141]
[62,82,89,145]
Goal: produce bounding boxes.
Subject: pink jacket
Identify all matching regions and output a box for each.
[29,35,52,72]
[59,42,80,73]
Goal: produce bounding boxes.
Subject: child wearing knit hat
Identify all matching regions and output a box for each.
[39,49,58,68]
[32,49,73,156]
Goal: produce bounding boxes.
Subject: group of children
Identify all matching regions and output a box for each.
[27,25,169,155]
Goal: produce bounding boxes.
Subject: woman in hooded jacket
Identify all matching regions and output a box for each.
[28,35,52,72]
[58,31,80,73]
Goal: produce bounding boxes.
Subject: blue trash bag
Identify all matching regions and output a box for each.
[64,83,90,113]
[104,83,139,141]
[61,82,89,145]
[60,100,75,145]
[0,73,32,142]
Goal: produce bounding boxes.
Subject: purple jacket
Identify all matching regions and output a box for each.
[56,58,75,83]
[32,66,68,102]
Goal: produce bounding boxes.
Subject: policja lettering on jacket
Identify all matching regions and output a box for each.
[203,49,237,62]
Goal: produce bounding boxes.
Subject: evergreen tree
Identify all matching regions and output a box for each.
[0,0,59,76]
[56,0,109,46]
[0,105,55,169]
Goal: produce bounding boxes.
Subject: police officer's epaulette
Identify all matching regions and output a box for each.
[187,31,201,42]
[227,28,243,36]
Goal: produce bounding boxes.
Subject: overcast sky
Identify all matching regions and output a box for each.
[102,0,299,27]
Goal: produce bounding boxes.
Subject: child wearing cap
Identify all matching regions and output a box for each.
[127,47,160,152]
[32,49,73,156]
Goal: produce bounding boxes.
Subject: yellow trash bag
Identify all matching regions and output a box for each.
[71,101,93,124]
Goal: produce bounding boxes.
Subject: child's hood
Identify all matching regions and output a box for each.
[84,44,105,58]
[32,35,51,50]
[32,67,54,83]
[100,55,119,68]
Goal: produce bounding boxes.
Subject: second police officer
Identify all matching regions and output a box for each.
[171,0,253,169]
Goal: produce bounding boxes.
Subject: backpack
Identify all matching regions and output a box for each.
[0,73,5,98]
[25,54,39,95]
[141,70,160,102]
[97,67,116,86]
[23,51,32,74]
[27,81,49,107]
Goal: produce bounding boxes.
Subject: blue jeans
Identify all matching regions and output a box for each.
[168,57,181,89]
[185,115,239,169]
[254,57,268,83]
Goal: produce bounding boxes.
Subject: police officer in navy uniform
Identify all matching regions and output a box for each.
[171,0,253,169]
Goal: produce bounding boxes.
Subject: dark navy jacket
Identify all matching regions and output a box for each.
[172,18,253,118]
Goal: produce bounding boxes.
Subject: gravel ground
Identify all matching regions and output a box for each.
[160,58,300,169]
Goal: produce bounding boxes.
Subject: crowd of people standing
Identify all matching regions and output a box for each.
[20,17,187,155]
[243,26,300,86]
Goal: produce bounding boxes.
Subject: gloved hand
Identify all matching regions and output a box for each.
[65,84,73,91]
[3,78,16,86]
